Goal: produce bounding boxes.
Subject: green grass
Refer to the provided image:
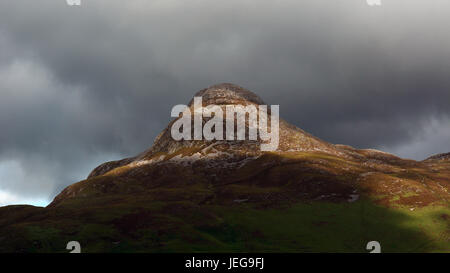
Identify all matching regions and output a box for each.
[193,201,449,253]
[1,197,448,253]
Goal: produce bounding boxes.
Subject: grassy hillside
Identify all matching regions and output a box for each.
[0,195,448,253]
[0,149,448,253]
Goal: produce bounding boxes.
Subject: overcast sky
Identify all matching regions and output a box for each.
[0,0,449,206]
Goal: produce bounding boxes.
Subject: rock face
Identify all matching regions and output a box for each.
[88,83,344,179]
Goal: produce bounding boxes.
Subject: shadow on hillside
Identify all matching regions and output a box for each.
[0,150,448,252]
[0,192,447,252]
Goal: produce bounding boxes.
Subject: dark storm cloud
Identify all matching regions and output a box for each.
[0,0,449,205]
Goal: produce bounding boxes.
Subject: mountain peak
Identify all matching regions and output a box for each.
[48,84,450,215]
[85,83,342,179]
[189,83,265,106]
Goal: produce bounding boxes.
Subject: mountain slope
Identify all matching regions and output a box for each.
[0,83,449,253]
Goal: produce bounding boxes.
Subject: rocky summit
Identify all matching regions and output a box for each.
[0,83,449,253]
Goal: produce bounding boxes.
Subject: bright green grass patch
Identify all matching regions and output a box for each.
[192,201,450,253]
